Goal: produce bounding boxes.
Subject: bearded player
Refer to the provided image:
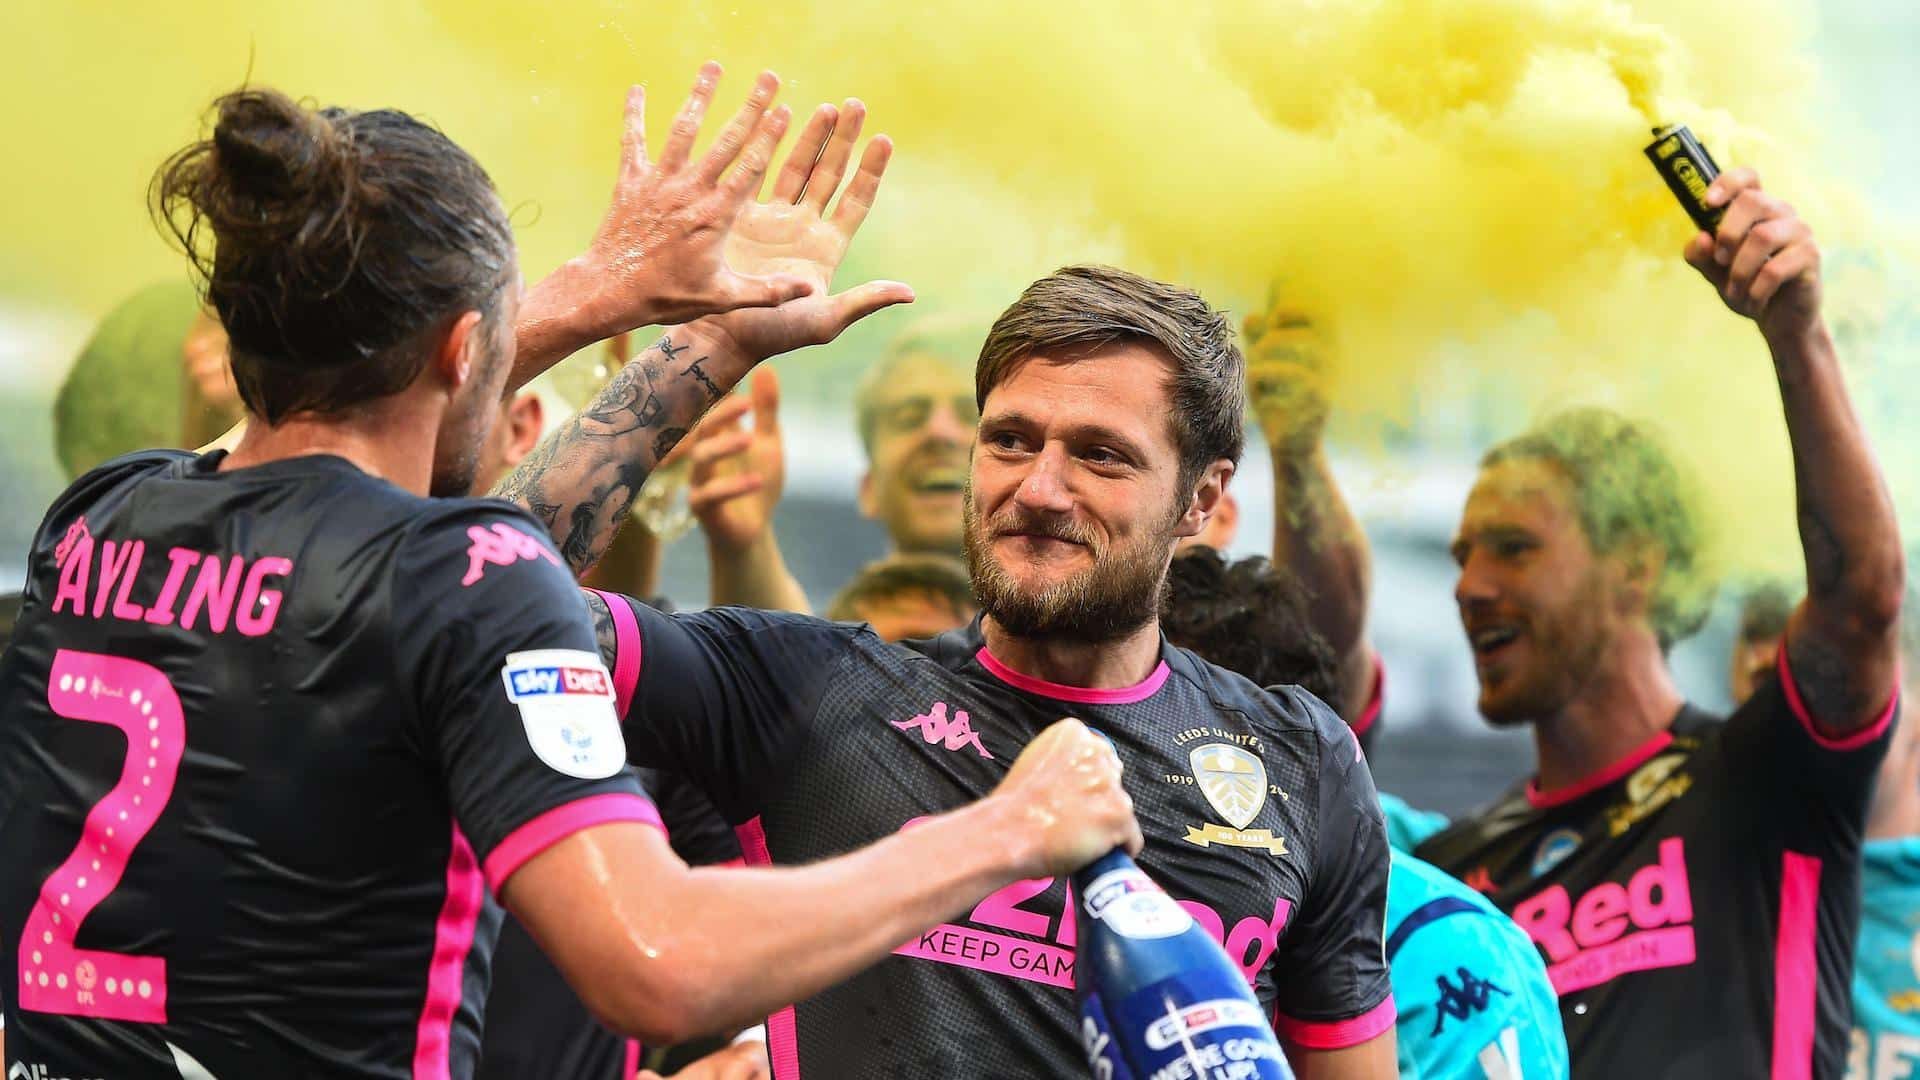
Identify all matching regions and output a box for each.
[1266,166,1903,1078]
[499,264,1400,1078]
[0,71,1141,1079]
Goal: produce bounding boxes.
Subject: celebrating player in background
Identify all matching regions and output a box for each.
[0,70,1142,1079]
[1162,548,1569,1080]
[1268,166,1904,1077]
[502,263,1399,1078]
[1728,584,1920,1080]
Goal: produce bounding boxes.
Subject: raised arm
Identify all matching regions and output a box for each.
[502,717,1142,1045]
[1684,167,1904,733]
[1246,307,1378,721]
[496,96,912,575]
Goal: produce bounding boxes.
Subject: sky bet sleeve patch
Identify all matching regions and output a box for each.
[500,648,627,780]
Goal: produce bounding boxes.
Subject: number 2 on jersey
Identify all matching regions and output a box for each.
[18,650,181,1023]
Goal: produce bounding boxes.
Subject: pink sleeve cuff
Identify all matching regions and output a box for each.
[1274,994,1396,1050]
[1776,641,1899,752]
[483,792,664,891]
[586,589,644,718]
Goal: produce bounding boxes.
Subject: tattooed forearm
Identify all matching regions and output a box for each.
[492,327,752,576]
[582,588,621,670]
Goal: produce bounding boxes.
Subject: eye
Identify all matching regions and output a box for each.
[1494,537,1536,560]
[984,428,1026,452]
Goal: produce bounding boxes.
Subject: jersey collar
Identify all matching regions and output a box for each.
[1524,727,1676,810]
[969,620,1173,706]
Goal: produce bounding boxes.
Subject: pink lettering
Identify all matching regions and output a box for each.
[51,527,94,616]
[235,557,293,637]
[462,522,561,587]
[1628,836,1693,928]
[1179,900,1226,945]
[1514,886,1577,962]
[180,555,244,633]
[110,541,148,621]
[144,548,201,627]
[91,541,139,619]
[1222,896,1295,983]
[1546,926,1696,995]
[971,876,1054,938]
[1572,882,1630,948]
[561,666,610,695]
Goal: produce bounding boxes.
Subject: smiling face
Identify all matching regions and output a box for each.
[964,342,1227,644]
[1452,457,1622,725]
[859,352,979,556]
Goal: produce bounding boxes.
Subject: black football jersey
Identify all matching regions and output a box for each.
[593,595,1395,1079]
[0,451,656,1080]
[1417,650,1897,1080]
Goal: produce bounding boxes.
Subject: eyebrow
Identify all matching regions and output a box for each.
[980,411,1151,459]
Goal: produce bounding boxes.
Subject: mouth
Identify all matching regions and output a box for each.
[1469,625,1521,666]
[908,465,966,496]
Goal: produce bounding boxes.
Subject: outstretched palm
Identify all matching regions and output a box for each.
[700,99,914,361]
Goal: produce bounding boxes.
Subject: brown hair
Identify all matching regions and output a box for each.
[151,88,515,424]
[827,554,977,623]
[975,265,1245,489]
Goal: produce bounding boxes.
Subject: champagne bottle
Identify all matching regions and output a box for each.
[1072,850,1294,1080]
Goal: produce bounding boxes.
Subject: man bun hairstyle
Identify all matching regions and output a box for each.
[975,265,1245,492]
[151,87,515,424]
[1483,406,1713,651]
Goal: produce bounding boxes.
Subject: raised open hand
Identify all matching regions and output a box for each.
[568,63,818,338]
[697,98,915,362]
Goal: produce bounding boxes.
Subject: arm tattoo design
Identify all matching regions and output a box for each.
[582,588,621,671]
[493,329,733,575]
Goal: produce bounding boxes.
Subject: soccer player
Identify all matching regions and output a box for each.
[1162,547,1569,1079]
[500,264,1400,1078]
[1266,166,1904,1077]
[825,553,976,641]
[0,72,1141,1079]
[1727,584,1920,1079]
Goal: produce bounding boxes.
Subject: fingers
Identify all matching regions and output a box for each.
[689,472,766,512]
[721,104,793,201]
[659,61,723,174]
[690,427,753,472]
[1705,165,1760,210]
[1712,187,1785,267]
[750,367,781,435]
[771,104,838,204]
[700,70,782,185]
[1747,240,1819,310]
[821,280,916,343]
[828,135,893,235]
[802,98,867,212]
[617,86,649,182]
[1726,214,1808,303]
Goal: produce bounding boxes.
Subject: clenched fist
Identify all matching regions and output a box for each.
[992,718,1144,878]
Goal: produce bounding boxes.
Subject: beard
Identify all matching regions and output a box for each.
[963,484,1176,645]
[1475,571,1613,727]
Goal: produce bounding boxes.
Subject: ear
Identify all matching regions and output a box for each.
[1612,538,1666,620]
[431,310,487,395]
[500,391,546,468]
[857,468,879,519]
[1173,460,1236,540]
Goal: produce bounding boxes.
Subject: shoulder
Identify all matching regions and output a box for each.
[1165,643,1349,745]
[44,449,194,519]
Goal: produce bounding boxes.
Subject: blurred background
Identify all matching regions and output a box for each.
[4,0,1917,813]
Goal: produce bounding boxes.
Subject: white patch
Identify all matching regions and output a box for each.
[501,649,626,779]
[1190,743,1267,829]
[1083,868,1194,940]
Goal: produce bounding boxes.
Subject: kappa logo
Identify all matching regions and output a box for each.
[1431,967,1510,1036]
[461,522,561,587]
[1181,743,1288,857]
[892,701,993,758]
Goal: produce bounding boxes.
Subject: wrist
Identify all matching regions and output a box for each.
[1762,312,1833,361]
[514,258,609,383]
[963,793,1048,881]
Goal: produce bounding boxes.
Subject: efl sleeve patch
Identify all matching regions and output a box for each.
[501,648,628,779]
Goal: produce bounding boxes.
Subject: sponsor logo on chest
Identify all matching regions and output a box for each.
[1168,740,1289,858]
[1511,835,1696,995]
[1604,753,1693,837]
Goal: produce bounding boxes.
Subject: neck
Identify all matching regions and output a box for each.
[980,616,1163,690]
[221,399,438,496]
[1529,628,1684,793]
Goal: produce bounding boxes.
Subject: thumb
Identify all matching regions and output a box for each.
[823,280,915,342]
[725,272,816,311]
[752,366,781,434]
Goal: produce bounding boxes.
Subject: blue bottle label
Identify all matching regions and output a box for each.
[1082,867,1195,940]
[1078,991,1138,1080]
[1107,971,1291,1079]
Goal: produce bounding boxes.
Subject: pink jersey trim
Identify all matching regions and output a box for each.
[974,646,1170,705]
[414,825,483,1080]
[734,817,802,1080]
[621,1039,640,1079]
[1349,653,1385,738]
[1524,730,1675,810]
[481,794,664,893]
[1274,994,1397,1050]
[588,589,644,718]
[1776,643,1899,751]
[1770,851,1821,1080]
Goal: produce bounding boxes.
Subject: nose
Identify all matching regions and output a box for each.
[921,401,973,447]
[1012,444,1074,516]
[1454,547,1500,614]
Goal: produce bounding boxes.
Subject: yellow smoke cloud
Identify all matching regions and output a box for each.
[0,0,1901,577]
